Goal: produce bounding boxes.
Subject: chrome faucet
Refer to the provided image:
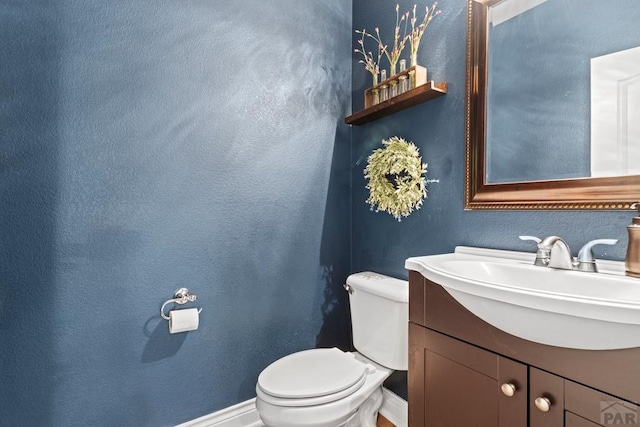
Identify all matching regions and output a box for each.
[540,236,574,270]
[519,236,618,273]
[520,235,574,269]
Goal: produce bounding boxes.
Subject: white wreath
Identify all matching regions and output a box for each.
[364,136,427,221]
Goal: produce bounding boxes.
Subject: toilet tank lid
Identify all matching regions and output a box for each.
[346,272,408,303]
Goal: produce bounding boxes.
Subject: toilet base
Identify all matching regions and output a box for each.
[345,386,383,427]
[258,385,385,427]
[257,402,357,427]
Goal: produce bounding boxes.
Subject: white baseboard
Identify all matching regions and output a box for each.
[177,387,407,427]
[175,398,262,427]
[379,388,408,427]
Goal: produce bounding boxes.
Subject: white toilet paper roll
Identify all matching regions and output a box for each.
[169,308,200,334]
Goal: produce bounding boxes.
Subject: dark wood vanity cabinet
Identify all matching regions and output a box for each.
[408,271,640,427]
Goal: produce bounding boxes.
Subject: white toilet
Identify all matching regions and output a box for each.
[255,272,408,427]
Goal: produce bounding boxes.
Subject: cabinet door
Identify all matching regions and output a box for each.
[565,412,603,427]
[409,324,527,427]
[424,349,498,427]
[497,356,528,426]
[530,367,564,427]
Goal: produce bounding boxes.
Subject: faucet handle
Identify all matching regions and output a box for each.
[519,235,542,244]
[519,236,548,266]
[576,239,619,272]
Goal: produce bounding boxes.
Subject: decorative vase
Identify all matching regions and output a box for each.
[390,80,398,98]
[409,52,420,89]
[372,73,380,105]
[364,73,381,106]
[379,83,389,102]
[398,74,409,94]
[410,52,418,67]
[372,89,380,105]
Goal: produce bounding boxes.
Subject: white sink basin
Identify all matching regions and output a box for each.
[405,246,640,350]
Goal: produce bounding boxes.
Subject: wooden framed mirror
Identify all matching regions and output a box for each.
[465,0,640,210]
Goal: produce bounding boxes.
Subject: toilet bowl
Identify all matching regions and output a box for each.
[255,272,409,427]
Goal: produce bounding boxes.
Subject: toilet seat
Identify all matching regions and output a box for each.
[255,352,392,427]
[256,348,369,407]
[257,372,367,407]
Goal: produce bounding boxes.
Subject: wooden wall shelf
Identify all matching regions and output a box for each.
[345,80,448,126]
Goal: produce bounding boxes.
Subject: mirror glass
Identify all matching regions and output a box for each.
[465,0,640,210]
[485,0,640,184]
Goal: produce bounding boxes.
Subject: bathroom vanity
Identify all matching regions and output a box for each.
[407,252,640,427]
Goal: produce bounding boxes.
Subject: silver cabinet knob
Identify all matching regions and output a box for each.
[534,396,552,412]
[501,383,516,397]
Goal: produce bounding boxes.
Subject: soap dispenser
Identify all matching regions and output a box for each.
[626,203,640,278]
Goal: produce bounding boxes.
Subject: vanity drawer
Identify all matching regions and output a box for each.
[565,380,639,426]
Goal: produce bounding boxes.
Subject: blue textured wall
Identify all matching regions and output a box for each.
[352,0,631,287]
[0,1,351,425]
[3,0,636,423]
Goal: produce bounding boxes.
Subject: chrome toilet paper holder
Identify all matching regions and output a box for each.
[161,288,202,320]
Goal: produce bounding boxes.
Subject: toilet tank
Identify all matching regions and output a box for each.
[346,272,408,370]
